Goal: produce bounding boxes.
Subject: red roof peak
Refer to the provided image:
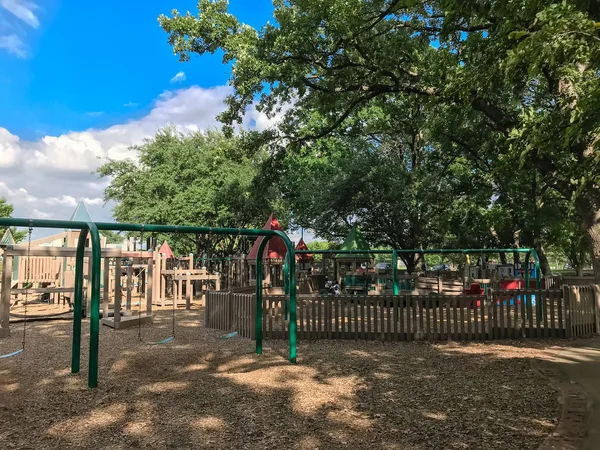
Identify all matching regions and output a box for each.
[247,213,288,261]
[295,238,313,262]
[158,241,174,258]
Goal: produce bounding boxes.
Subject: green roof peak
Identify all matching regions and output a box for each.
[0,228,15,246]
[338,226,371,258]
[69,201,93,222]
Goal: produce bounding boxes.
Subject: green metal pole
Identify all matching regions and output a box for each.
[71,227,89,374]
[87,222,102,389]
[392,250,399,295]
[255,236,270,356]
[276,231,297,363]
[283,252,289,321]
[284,252,289,295]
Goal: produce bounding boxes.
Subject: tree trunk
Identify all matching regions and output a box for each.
[584,221,600,281]
[533,244,552,276]
[575,196,600,282]
[402,254,417,274]
[499,252,507,264]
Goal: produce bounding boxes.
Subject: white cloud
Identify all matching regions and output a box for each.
[0,84,294,240]
[0,0,39,57]
[170,71,186,84]
[31,209,51,219]
[0,0,39,28]
[0,85,234,225]
[0,126,20,166]
[44,195,78,208]
[83,197,103,206]
[0,33,26,57]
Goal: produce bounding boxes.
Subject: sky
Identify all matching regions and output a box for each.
[0,0,312,241]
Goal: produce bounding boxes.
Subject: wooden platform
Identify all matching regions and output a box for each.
[101,314,153,330]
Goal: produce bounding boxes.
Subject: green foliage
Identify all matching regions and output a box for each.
[160,0,600,272]
[100,230,124,245]
[0,198,26,243]
[97,129,287,256]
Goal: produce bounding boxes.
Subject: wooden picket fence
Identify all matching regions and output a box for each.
[205,285,600,342]
[205,291,256,338]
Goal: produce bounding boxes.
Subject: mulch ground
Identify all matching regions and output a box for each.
[0,306,561,449]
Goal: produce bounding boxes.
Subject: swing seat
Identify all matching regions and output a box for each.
[147,336,174,345]
[220,331,238,339]
[0,348,23,359]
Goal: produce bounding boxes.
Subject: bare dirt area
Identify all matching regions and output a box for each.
[0,307,561,449]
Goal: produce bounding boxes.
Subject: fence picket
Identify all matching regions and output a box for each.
[399,295,405,341]
[205,288,591,344]
[467,297,472,341]
[459,296,465,341]
[499,292,505,339]
[445,297,451,341]
[412,296,418,341]
[354,297,359,339]
[378,297,383,341]
[385,298,394,341]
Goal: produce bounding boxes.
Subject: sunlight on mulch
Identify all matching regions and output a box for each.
[0,307,561,449]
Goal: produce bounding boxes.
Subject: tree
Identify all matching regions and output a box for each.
[100,230,125,245]
[160,0,600,277]
[97,129,287,257]
[0,198,26,243]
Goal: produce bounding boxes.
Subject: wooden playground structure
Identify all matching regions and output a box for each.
[0,240,236,336]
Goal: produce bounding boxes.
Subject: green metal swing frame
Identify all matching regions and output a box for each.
[0,218,298,389]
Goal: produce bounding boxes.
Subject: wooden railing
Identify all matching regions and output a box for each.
[205,285,600,342]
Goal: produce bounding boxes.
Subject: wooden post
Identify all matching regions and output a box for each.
[153,250,159,305]
[0,254,14,337]
[563,285,572,338]
[146,253,153,316]
[102,257,110,319]
[160,254,166,307]
[126,266,132,312]
[114,257,122,324]
[186,273,192,310]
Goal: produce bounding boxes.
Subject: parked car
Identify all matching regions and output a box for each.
[431,264,450,271]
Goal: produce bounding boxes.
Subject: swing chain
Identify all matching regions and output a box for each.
[22,223,33,351]
[138,227,144,342]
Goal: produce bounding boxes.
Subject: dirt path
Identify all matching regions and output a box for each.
[536,338,600,450]
[0,309,560,449]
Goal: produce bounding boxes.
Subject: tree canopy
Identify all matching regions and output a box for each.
[97,129,287,257]
[160,0,600,276]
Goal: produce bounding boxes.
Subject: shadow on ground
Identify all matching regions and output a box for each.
[0,308,567,449]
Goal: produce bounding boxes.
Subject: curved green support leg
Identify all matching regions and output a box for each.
[71,227,89,374]
[87,222,102,388]
[255,236,271,356]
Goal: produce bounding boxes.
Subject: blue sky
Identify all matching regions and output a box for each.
[0,0,274,140]
[0,0,315,242]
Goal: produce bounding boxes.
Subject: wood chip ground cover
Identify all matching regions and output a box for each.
[0,308,560,449]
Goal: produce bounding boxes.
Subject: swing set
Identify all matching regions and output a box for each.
[0,218,298,389]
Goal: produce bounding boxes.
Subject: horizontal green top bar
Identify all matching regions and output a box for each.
[94,222,279,237]
[296,248,536,255]
[0,218,93,230]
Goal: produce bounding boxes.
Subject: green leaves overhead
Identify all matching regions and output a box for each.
[160,0,600,275]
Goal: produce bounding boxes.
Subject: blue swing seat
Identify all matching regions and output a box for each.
[0,348,24,359]
[147,336,174,345]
